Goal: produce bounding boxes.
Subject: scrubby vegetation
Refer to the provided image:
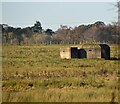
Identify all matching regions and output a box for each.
[2,44,120,102]
[1,21,120,45]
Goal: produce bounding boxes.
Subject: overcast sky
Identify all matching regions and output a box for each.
[1,1,118,30]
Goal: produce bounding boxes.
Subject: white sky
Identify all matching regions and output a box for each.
[0,0,118,30]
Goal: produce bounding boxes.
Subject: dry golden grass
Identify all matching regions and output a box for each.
[2,44,120,102]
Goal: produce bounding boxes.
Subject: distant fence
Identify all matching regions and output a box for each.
[26,40,119,45]
[2,40,119,45]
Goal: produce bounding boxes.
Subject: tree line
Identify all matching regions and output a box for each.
[1,21,120,45]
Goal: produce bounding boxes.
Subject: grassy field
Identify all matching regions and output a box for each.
[2,44,120,102]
